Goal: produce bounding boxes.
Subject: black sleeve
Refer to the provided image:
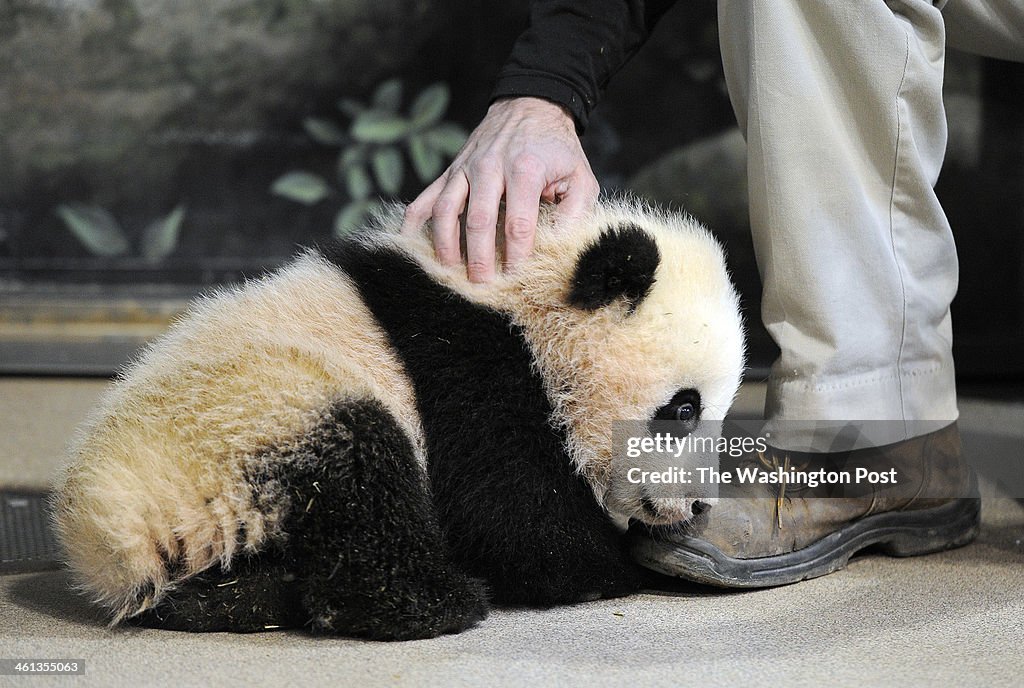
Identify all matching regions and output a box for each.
[490,1,679,132]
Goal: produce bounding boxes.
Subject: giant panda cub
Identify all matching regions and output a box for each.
[52,198,744,640]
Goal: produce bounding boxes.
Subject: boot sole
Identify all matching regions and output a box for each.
[631,476,981,589]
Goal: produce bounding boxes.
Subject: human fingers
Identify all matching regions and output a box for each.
[462,157,506,283]
[502,154,547,269]
[402,174,447,235]
[430,170,470,266]
[548,168,600,223]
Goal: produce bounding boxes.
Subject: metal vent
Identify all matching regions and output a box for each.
[0,491,63,574]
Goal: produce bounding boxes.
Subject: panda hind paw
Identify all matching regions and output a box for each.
[307,569,489,641]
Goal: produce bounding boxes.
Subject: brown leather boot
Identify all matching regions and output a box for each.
[631,422,980,587]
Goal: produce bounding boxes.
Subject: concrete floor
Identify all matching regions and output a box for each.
[1,378,1022,687]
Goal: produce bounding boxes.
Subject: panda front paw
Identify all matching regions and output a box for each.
[497,569,642,607]
[487,544,643,607]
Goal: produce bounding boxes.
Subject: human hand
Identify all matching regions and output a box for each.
[403,97,600,282]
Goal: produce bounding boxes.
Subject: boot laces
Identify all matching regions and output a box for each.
[753,450,808,530]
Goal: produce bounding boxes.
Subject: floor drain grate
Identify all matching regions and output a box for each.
[0,490,63,574]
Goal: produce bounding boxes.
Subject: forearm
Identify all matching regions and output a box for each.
[491,0,679,131]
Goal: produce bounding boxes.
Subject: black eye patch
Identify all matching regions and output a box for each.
[649,389,702,437]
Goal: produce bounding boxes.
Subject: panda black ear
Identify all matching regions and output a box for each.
[568,223,661,313]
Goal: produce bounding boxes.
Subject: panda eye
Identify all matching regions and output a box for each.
[651,389,702,429]
[674,402,697,423]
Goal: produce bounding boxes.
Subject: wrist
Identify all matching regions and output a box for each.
[489,96,579,132]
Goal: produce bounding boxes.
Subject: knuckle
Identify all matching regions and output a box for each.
[434,246,460,264]
[469,155,502,178]
[404,200,426,221]
[466,261,493,280]
[432,198,457,217]
[464,212,495,234]
[505,217,535,241]
[511,153,545,180]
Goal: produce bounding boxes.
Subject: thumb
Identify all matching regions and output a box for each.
[550,175,599,223]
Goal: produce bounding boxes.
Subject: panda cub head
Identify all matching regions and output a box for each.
[392,197,745,529]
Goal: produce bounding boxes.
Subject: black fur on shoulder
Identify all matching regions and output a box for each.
[568,223,661,313]
[330,241,643,607]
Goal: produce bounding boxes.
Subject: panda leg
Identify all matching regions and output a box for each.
[134,399,487,639]
[278,399,489,640]
[129,548,304,632]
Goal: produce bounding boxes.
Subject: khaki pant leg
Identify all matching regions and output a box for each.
[718,0,957,448]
